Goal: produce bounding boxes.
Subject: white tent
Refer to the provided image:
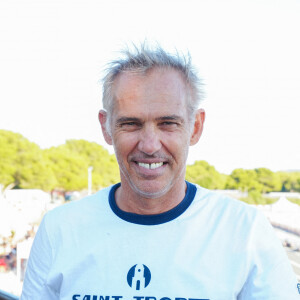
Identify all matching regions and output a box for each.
[271,196,300,213]
[268,197,300,232]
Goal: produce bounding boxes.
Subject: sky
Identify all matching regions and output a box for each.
[0,0,299,174]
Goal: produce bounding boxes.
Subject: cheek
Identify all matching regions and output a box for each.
[113,134,138,158]
[162,132,190,153]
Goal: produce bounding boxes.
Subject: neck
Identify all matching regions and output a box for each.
[115,179,187,215]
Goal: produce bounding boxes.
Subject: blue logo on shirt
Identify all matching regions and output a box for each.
[127,264,151,290]
[297,283,300,294]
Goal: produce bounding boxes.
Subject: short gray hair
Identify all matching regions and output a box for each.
[102,43,203,133]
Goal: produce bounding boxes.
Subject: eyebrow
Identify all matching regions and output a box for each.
[116,117,141,124]
[116,115,184,124]
[155,115,184,123]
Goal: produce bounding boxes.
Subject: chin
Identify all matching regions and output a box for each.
[135,188,168,199]
[130,181,173,199]
[120,166,178,199]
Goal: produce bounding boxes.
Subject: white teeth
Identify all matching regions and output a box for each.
[138,162,163,169]
[150,162,163,169]
[139,163,150,169]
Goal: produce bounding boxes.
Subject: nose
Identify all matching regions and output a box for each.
[137,124,162,155]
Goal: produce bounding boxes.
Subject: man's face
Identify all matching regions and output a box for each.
[104,68,200,199]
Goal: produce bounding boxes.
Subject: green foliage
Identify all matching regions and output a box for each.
[186,161,300,205]
[1,130,300,197]
[227,167,283,193]
[0,130,57,190]
[0,130,119,192]
[239,191,277,205]
[44,146,89,191]
[49,139,120,190]
[278,171,300,192]
[227,168,263,192]
[287,198,300,206]
[254,168,282,193]
[186,160,227,189]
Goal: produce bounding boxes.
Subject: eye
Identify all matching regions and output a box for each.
[162,121,176,125]
[160,121,179,126]
[159,121,180,130]
[119,121,142,131]
[122,122,136,126]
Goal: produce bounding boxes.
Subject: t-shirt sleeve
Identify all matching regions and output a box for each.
[20,214,58,300]
[237,211,300,299]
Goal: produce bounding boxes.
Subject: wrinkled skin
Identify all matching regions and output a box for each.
[99,67,205,214]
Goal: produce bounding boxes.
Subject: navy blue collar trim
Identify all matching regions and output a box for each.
[108,181,197,225]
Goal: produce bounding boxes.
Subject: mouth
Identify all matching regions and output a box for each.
[130,159,169,179]
[137,162,164,170]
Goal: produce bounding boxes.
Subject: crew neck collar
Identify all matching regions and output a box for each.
[108,181,197,225]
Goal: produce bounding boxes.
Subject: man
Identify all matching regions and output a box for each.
[21,45,299,299]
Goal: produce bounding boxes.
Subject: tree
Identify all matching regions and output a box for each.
[63,139,120,188]
[44,146,89,191]
[254,168,281,193]
[2,130,298,195]
[227,168,264,192]
[278,171,300,192]
[0,130,57,190]
[186,160,227,189]
[45,140,120,191]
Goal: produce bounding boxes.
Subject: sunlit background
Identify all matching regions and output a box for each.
[1,0,299,174]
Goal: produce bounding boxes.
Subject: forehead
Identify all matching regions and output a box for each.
[111,68,189,114]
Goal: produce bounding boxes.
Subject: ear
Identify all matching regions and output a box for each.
[98,110,113,145]
[190,109,205,146]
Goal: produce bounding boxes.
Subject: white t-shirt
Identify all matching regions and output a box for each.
[21,182,300,299]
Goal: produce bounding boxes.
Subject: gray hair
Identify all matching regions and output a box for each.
[102,43,203,134]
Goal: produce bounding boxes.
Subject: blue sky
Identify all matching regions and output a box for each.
[0,0,299,174]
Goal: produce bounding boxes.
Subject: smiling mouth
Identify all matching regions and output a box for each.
[136,162,165,170]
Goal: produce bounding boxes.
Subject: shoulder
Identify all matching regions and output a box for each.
[189,184,272,238]
[42,185,114,233]
[50,185,111,213]
[193,184,259,219]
